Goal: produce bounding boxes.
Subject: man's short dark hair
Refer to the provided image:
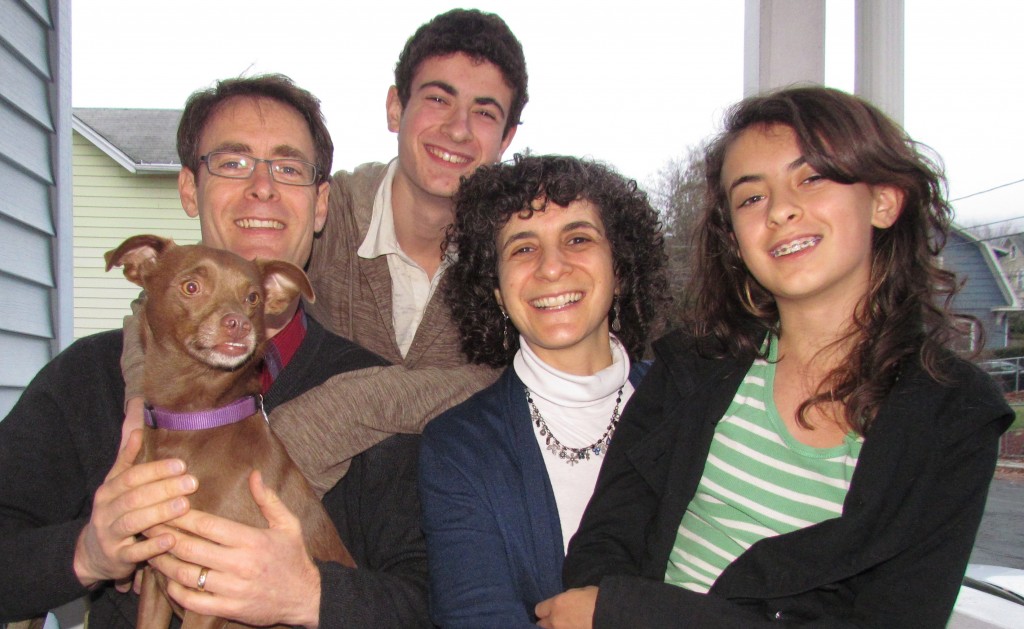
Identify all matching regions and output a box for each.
[394,9,528,138]
[177,74,333,185]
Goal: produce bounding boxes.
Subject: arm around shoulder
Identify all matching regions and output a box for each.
[272,362,499,495]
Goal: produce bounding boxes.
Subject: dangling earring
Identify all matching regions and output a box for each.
[611,297,622,333]
[501,310,511,351]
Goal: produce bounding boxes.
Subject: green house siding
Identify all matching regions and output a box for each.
[71,132,198,338]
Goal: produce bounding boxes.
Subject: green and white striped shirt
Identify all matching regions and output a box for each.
[665,337,862,592]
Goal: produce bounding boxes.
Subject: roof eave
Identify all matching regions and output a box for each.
[980,241,1021,308]
[72,116,180,175]
[72,115,140,173]
[135,164,182,174]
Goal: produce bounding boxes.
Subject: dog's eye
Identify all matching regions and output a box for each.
[181,281,200,295]
[246,292,260,305]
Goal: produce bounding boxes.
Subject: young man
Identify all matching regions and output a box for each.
[0,75,429,628]
[268,9,531,494]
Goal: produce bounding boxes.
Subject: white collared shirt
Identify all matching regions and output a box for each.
[357,160,450,357]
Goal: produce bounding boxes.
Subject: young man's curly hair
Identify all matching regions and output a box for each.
[444,154,669,368]
[394,8,528,138]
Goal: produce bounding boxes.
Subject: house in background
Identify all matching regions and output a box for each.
[943,225,1022,351]
[72,107,199,338]
[992,233,1024,302]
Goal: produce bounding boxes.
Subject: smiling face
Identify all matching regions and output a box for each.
[179,96,329,268]
[494,200,617,375]
[723,124,901,315]
[387,52,516,205]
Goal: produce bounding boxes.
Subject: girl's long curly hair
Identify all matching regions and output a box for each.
[444,154,669,368]
[690,86,968,435]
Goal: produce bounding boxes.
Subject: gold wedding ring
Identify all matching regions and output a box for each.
[196,567,209,592]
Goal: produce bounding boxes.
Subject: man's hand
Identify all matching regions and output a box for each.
[535,586,599,629]
[73,429,195,588]
[148,470,323,628]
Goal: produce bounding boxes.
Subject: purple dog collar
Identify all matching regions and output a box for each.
[144,395,264,430]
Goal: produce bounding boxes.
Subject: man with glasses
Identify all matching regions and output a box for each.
[263,8,530,495]
[0,75,430,628]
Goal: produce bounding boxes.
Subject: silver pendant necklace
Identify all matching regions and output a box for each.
[525,386,623,466]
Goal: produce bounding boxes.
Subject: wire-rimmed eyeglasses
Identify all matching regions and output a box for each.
[199,151,318,186]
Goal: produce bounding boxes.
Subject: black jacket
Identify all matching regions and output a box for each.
[565,330,1013,628]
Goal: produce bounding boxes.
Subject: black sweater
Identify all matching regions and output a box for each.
[565,329,1013,628]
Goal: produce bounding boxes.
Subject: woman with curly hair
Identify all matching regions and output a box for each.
[540,86,1014,627]
[419,154,668,628]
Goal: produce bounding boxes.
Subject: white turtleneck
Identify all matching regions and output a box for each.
[513,335,634,553]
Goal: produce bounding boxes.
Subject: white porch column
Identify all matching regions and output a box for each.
[855,0,905,124]
[744,0,826,96]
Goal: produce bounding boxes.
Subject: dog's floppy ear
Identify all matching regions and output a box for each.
[257,259,316,317]
[104,235,175,287]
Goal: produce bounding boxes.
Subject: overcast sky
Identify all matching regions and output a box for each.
[73,0,1024,230]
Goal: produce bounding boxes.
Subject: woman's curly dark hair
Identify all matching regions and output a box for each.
[444,154,669,368]
[690,86,967,435]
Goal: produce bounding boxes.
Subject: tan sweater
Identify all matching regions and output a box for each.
[269,163,498,495]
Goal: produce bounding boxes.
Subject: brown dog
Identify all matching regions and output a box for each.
[105,234,355,629]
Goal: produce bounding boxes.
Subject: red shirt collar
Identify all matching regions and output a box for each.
[260,305,307,393]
